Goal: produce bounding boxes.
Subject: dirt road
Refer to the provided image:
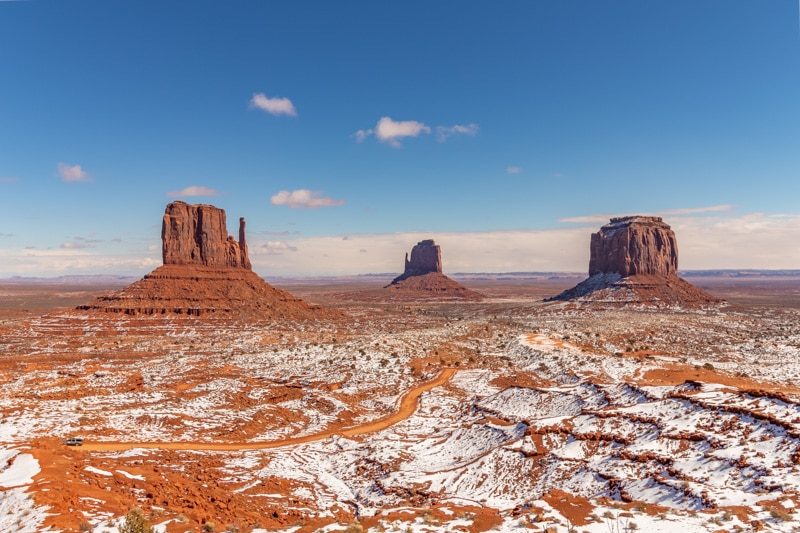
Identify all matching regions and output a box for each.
[80,368,457,452]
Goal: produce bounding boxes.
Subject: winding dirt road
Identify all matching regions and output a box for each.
[80,368,457,452]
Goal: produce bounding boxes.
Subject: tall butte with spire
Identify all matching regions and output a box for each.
[384,239,482,299]
[547,216,721,307]
[80,201,334,319]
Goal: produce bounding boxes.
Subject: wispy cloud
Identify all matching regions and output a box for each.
[356,117,477,147]
[506,166,522,174]
[57,163,91,183]
[261,241,299,254]
[60,241,94,249]
[0,177,20,183]
[354,129,373,143]
[166,185,220,198]
[270,189,345,209]
[659,204,735,216]
[436,123,478,141]
[249,92,297,116]
[0,233,14,237]
[559,205,736,225]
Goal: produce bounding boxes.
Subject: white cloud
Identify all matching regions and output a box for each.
[374,117,431,147]
[249,229,589,276]
[60,242,93,249]
[57,163,91,183]
[2,210,797,278]
[166,185,220,198]
[356,118,477,147]
[0,177,20,183]
[244,211,800,276]
[669,213,800,269]
[249,92,297,116]
[270,189,345,209]
[436,123,478,141]
[507,166,522,174]
[0,244,161,278]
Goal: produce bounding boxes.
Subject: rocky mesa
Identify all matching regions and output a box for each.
[385,239,482,299]
[79,201,334,319]
[547,216,721,307]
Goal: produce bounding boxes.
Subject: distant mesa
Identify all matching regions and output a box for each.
[79,201,334,319]
[547,216,721,307]
[385,239,482,299]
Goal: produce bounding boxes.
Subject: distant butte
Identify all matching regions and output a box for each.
[79,201,335,319]
[547,216,721,307]
[385,239,482,299]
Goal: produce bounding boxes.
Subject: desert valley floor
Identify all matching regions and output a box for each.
[2,275,800,533]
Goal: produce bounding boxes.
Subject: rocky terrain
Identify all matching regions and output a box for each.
[386,240,483,299]
[1,275,800,532]
[548,217,720,307]
[79,202,333,320]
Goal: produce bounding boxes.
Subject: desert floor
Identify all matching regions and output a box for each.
[1,275,800,533]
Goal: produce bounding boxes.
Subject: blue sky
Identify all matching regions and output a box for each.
[1,0,799,277]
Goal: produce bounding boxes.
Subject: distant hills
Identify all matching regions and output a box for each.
[2,270,798,286]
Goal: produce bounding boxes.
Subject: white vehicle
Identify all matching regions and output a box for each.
[64,437,83,446]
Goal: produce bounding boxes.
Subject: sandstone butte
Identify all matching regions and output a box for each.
[79,201,335,320]
[385,239,482,299]
[547,215,721,307]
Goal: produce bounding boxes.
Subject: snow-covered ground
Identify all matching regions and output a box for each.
[1,300,800,531]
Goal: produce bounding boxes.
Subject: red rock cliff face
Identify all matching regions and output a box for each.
[588,216,678,277]
[404,239,442,276]
[162,201,251,269]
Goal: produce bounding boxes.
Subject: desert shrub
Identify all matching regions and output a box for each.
[119,509,154,533]
[770,509,792,522]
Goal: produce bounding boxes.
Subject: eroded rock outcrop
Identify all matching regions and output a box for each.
[80,202,335,319]
[386,239,482,299]
[404,239,442,276]
[547,216,720,307]
[589,216,677,277]
[162,201,251,269]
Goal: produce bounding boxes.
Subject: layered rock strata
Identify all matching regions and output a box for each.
[589,216,677,277]
[162,201,251,269]
[79,202,333,319]
[547,216,720,307]
[386,239,482,299]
